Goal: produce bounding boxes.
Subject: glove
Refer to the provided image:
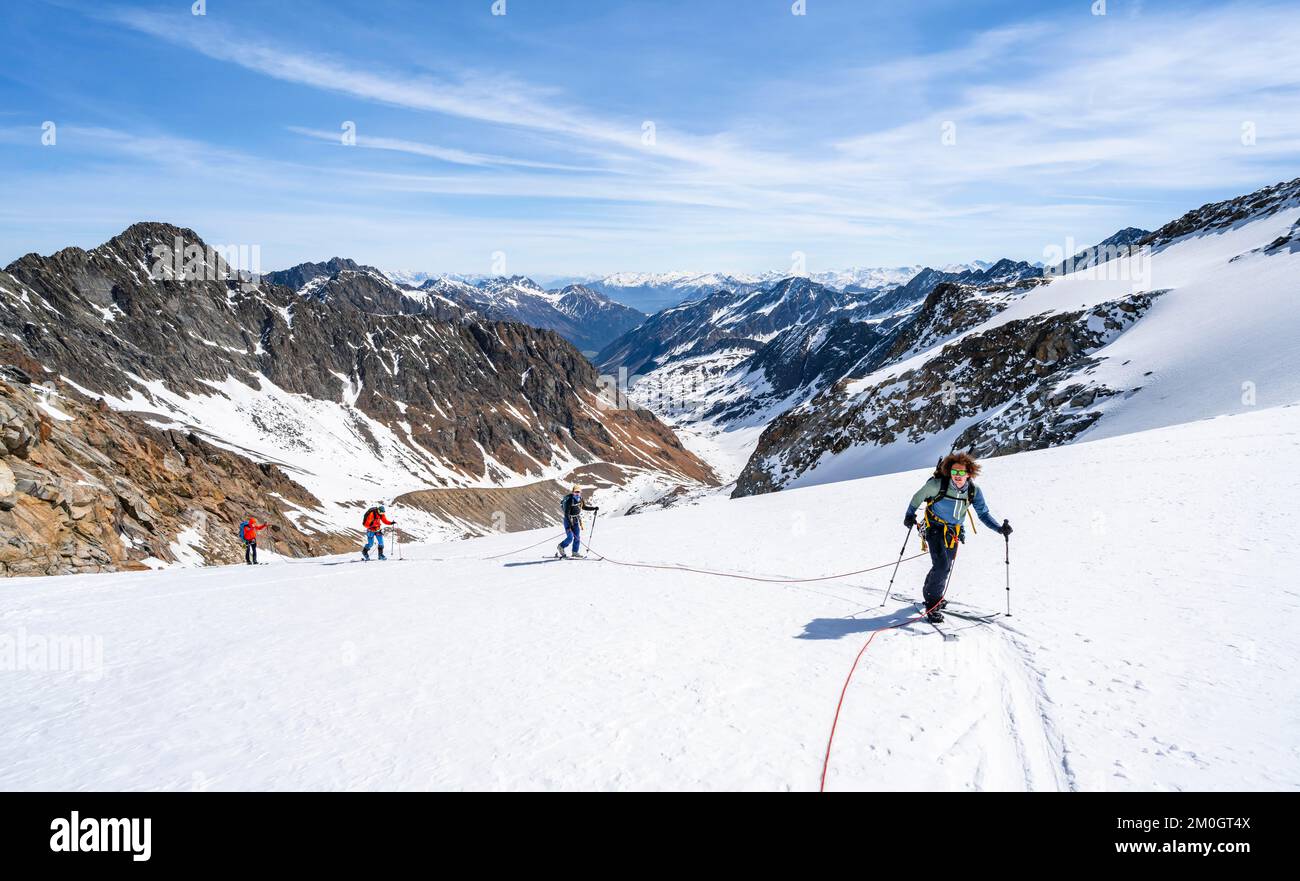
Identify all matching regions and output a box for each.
[1001,520,1013,536]
[593,507,600,513]
[903,511,917,529]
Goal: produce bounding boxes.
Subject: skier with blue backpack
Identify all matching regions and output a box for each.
[556,485,598,558]
[239,516,269,564]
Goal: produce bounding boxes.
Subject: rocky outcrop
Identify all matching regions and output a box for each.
[882,277,1049,364]
[1141,177,1300,248]
[0,363,354,577]
[1047,227,1150,276]
[264,257,367,292]
[733,291,1162,497]
[885,258,1044,306]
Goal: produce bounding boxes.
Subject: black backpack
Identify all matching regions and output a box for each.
[362,506,380,528]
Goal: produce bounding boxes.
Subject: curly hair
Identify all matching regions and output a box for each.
[938,452,981,479]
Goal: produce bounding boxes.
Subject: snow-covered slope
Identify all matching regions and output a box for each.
[2,404,1293,791]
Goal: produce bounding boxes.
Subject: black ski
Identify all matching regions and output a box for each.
[942,608,1001,624]
[914,604,957,641]
[914,598,1001,622]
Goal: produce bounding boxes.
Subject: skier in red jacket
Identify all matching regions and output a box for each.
[362,505,395,561]
[240,516,268,564]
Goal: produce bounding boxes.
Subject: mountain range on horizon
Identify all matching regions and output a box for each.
[381,263,1007,314]
[3,175,1298,578]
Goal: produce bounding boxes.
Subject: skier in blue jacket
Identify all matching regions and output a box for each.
[557,486,598,558]
[903,453,1011,622]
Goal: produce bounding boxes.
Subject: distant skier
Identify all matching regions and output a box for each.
[240,516,268,565]
[903,453,1012,622]
[362,505,396,561]
[556,485,598,558]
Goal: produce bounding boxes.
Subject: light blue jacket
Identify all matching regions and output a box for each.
[906,477,1001,531]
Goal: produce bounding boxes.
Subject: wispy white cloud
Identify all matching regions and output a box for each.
[10,2,1299,274]
[285,126,608,173]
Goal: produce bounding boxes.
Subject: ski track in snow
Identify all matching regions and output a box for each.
[2,405,1298,791]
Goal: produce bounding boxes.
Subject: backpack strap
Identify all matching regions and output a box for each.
[924,474,976,525]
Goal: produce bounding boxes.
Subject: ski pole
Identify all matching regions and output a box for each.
[878,527,913,607]
[1003,522,1012,617]
[587,509,599,551]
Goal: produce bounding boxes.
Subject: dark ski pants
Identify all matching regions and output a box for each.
[559,520,582,555]
[921,522,959,606]
[244,539,258,564]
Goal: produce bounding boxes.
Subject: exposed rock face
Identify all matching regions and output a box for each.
[884,258,1044,306]
[417,276,645,353]
[1261,219,1300,256]
[1047,227,1150,276]
[597,276,868,379]
[265,257,367,292]
[733,291,1162,497]
[596,264,1060,433]
[881,277,1050,364]
[552,285,646,352]
[0,223,714,574]
[596,290,740,379]
[1141,177,1300,247]
[1,222,709,484]
[0,364,353,577]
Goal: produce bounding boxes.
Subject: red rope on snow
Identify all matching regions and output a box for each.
[579,539,946,791]
[819,543,962,791]
[502,530,945,791]
[582,545,928,584]
[482,532,566,560]
[817,602,941,791]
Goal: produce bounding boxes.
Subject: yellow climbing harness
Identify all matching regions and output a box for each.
[919,489,982,551]
[920,506,962,550]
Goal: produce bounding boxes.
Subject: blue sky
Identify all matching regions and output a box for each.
[2,0,1298,277]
